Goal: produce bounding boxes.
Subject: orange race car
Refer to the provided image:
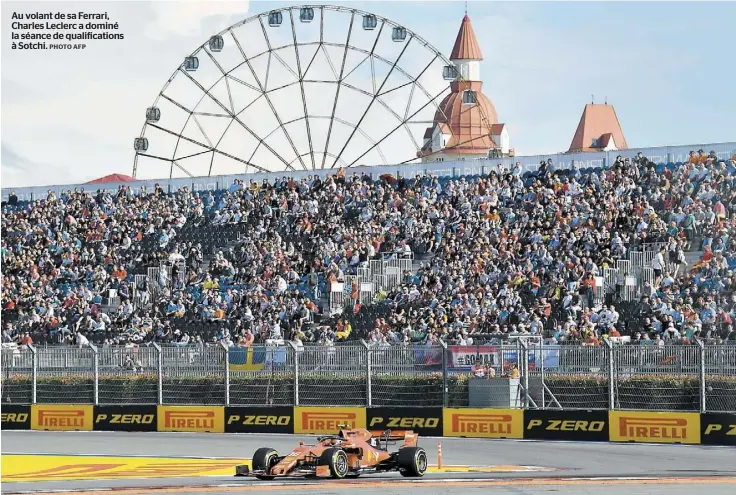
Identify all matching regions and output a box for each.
[235,428,428,479]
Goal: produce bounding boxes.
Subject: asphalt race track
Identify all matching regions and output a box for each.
[2,431,736,495]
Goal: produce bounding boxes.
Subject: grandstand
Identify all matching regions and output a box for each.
[2,6,736,356]
[3,143,736,350]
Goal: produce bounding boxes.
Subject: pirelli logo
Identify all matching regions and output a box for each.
[453,413,512,434]
[165,410,214,429]
[157,406,224,433]
[294,407,366,434]
[302,412,356,431]
[609,412,700,444]
[620,417,686,439]
[443,408,522,438]
[31,405,93,431]
[39,409,85,427]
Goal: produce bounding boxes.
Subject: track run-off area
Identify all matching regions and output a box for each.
[2,431,735,495]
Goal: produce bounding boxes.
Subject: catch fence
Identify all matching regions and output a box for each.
[2,342,734,412]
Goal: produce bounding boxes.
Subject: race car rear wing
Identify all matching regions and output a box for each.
[369,429,418,448]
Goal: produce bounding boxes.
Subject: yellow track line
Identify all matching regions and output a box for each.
[1,455,550,482]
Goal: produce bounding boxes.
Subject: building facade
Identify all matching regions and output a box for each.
[419,15,511,162]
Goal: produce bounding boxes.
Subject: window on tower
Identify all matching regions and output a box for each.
[462,90,477,104]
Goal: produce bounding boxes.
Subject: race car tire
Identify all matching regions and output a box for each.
[397,447,428,477]
[252,447,279,480]
[319,448,350,478]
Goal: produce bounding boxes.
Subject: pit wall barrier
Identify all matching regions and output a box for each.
[2,405,733,446]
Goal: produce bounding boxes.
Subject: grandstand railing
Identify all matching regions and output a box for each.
[329,253,414,314]
[4,141,734,202]
[2,341,734,411]
[585,243,677,302]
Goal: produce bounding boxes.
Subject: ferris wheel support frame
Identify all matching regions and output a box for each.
[330,22,412,169]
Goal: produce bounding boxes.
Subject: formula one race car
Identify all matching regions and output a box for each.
[235,428,428,479]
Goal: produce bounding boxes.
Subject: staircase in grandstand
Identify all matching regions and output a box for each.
[114,239,698,318]
[126,260,187,311]
[605,242,702,303]
[329,241,699,316]
[328,253,415,315]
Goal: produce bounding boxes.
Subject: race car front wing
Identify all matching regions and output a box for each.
[235,464,329,478]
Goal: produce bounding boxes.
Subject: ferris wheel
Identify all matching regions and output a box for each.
[132,5,481,179]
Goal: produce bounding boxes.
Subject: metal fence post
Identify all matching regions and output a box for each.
[91,344,99,405]
[221,342,230,406]
[605,338,615,410]
[439,339,448,408]
[518,339,529,409]
[153,342,163,405]
[288,342,299,406]
[29,344,37,404]
[361,340,372,407]
[540,344,546,409]
[696,339,706,413]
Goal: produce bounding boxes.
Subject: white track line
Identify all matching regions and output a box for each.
[7,477,735,494]
[2,452,248,459]
[6,431,733,449]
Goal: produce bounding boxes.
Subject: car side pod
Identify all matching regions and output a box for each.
[235,464,250,476]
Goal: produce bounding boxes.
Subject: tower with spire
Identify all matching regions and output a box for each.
[419,14,510,162]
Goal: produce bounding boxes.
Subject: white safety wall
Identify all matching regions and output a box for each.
[3,142,735,202]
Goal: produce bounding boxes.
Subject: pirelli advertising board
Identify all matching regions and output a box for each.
[524,410,609,442]
[9,404,736,447]
[700,413,736,446]
[294,406,366,434]
[367,407,443,437]
[157,405,224,433]
[31,404,94,431]
[1,404,31,430]
[443,408,523,439]
[94,405,157,432]
[609,411,700,444]
[225,406,294,434]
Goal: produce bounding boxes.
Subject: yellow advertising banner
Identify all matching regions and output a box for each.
[31,404,94,431]
[609,411,700,444]
[157,406,224,433]
[294,407,366,434]
[443,408,523,439]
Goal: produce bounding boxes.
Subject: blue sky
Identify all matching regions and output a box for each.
[2,1,734,187]
[365,0,736,149]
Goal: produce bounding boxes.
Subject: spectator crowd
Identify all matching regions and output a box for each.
[3,149,736,350]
